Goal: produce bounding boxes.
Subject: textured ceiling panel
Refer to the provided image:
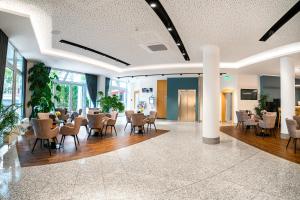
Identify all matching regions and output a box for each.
[1,0,299,69]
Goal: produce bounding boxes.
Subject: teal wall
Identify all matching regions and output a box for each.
[167,77,198,120]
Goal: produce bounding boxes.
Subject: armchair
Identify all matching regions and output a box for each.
[131,113,146,134]
[87,113,106,138]
[31,119,59,156]
[124,110,134,130]
[59,117,83,150]
[285,118,300,153]
[258,113,277,137]
[103,111,118,135]
[144,111,157,133]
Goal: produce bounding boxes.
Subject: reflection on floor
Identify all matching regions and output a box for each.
[220,126,300,164]
[17,125,168,167]
[1,121,300,200]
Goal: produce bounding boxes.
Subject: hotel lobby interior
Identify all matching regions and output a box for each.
[0,0,300,199]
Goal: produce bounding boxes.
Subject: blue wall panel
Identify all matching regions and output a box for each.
[167,78,198,120]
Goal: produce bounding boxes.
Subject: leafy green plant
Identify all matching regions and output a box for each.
[97,91,125,113]
[27,63,61,118]
[0,103,19,137]
[255,94,268,117]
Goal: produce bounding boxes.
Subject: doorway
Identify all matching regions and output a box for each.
[221,90,234,123]
[178,90,196,121]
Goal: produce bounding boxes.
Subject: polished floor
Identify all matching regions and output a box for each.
[1,120,300,200]
[220,125,300,164]
[17,125,168,167]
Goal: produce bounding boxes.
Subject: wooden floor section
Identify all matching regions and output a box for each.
[17,127,168,167]
[220,126,300,164]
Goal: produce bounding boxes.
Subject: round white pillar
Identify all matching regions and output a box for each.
[280,57,295,138]
[202,45,220,144]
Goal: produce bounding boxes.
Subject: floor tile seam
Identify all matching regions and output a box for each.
[158,151,260,196]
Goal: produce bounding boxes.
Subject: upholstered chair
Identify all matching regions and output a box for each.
[236,111,249,128]
[59,117,83,150]
[285,118,300,153]
[70,109,82,122]
[144,111,157,132]
[258,113,277,137]
[124,110,134,130]
[87,113,106,138]
[131,113,146,134]
[31,118,59,155]
[37,112,50,119]
[293,116,300,129]
[55,108,70,122]
[103,111,118,135]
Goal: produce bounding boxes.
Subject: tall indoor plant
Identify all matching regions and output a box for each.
[255,94,268,117]
[27,63,61,118]
[97,91,125,113]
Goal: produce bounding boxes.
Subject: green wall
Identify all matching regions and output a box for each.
[167,77,199,120]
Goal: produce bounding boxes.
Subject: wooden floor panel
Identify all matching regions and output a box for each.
[220,126,300,164]
[17,126,168,167]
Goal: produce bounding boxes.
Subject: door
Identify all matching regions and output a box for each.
[157,80,167,118]
[178,90,196,121]
[221,92,233,122]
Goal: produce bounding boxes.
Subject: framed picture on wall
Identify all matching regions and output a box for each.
[241,89,258,100]
[142,88,153,93]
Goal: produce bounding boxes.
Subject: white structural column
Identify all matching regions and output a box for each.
[280,57,295,138]
[202,45,220,144]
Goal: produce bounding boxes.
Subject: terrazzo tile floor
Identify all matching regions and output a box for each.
[0,120,299,200]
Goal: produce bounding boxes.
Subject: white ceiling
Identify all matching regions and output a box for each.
[0,0,299,76]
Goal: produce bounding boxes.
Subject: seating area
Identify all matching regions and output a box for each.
[0,1,300,199]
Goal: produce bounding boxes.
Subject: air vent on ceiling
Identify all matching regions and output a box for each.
[147,44,168,51]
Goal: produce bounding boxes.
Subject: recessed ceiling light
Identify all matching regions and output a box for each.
[182,53,186,55]
[177,43,181,46]
[150,3,157,8]
[167,27,172,31]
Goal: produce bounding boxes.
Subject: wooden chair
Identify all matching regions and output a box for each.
[31,119,59,156]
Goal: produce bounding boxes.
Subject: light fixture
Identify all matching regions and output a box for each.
[182,53,186,55]
[167,27,172,31]
[150,3,157,8]
[176,43,181,46]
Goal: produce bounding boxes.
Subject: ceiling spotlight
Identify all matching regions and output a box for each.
[167,27,172,31]
[176,43,181,46]
[182,52,186,55]
[150,3,157,8]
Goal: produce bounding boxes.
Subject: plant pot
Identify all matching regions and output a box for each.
[4,133,18,145]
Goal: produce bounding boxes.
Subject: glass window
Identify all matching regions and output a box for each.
[6,43,14,66]
[55,84,70,109]
[2,68,14,106]
[16,52,23,72]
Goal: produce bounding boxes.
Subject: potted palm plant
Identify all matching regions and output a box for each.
[0,103,19,146]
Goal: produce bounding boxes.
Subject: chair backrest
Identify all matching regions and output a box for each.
[286,118,297,138]
[149,111,157,118]
[37,112,50,119]
[262,114,277,128]
[31,118,53,139]
[293,116,300,127]
[78,108,82,115]
[111,111,118,120]
[131,113,145,126]
[87,113,105,128]
[73,117,83,133]
[125,110,134,123]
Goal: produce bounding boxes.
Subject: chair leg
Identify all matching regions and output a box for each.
[47,139,52,156]
[294,138,297,153]
[73,136,77,150]
[60,135,64,147]
[76,135,80,145]
[113,126,117,135]
[286,137,291,149]
[40,139,43,149]
[124,122,128,131]
[85,125,88,133]
[153,123,157,132]
[104,126,108,135]
[88,128,92,139]
[31,138,38,153]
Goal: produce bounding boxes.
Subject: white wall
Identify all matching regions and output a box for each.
[126,77,166,115]
[220,74,260,123]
